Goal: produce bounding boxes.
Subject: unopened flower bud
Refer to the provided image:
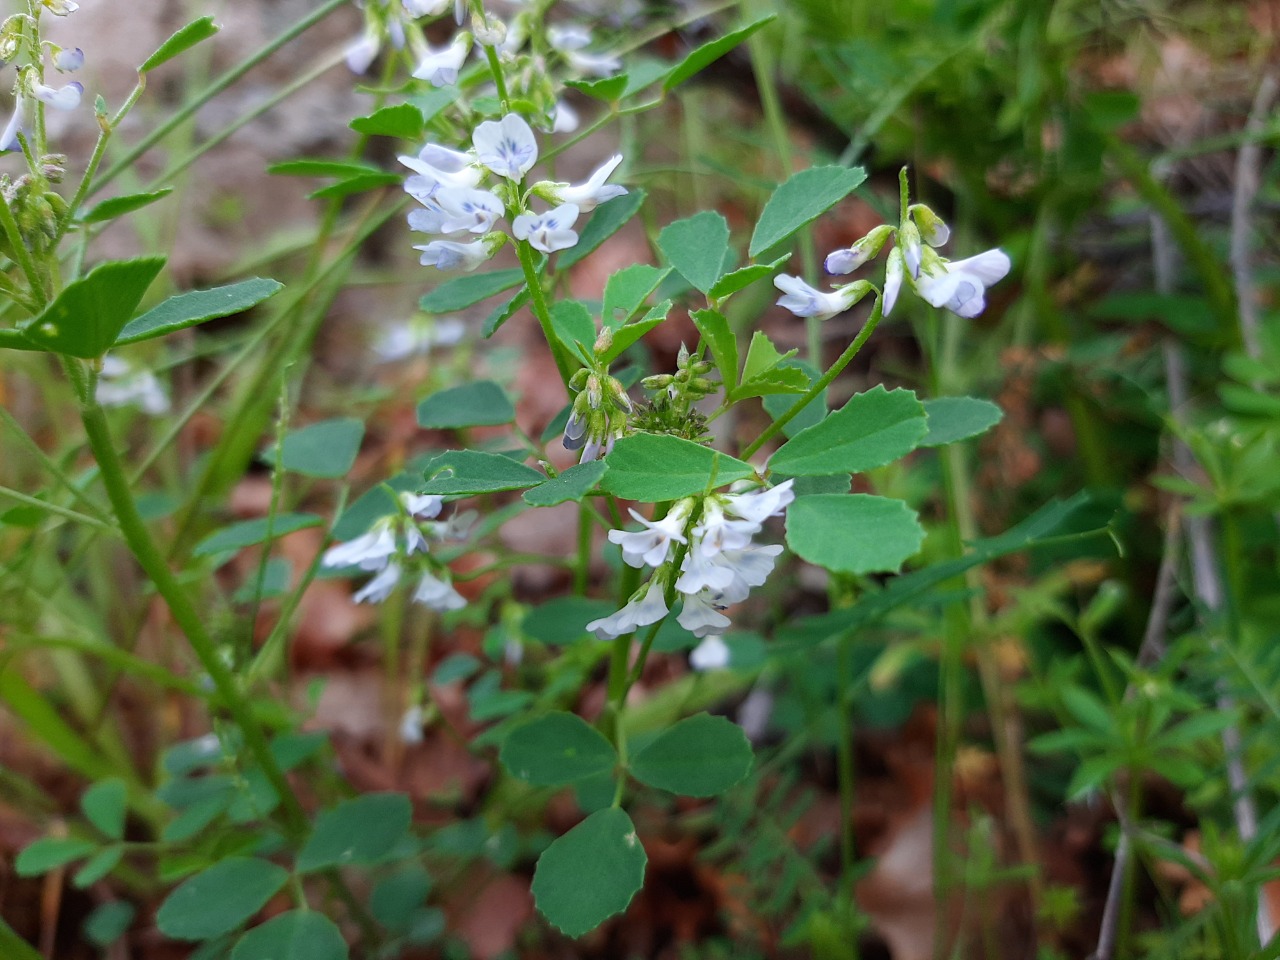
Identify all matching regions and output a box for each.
[473,13,506,47]
[642,374,674,390]
[899,220,922,279]
[585,373,603,410]
[607,377,632,412]
[40,154,66,182]
[909,203,950,247]
[569,368,590,392]
[592,326,613,357]
[824,223,893,275]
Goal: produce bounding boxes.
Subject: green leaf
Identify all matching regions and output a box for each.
[559,190,646,269]
[370,866,433,933]
[658,211,730,295]
[81,777,128,840]
[193,513,323,558]
[417,381,515,429]
[115,278,283,346]
[308,172,401,199]
[920,397,1003,447]
[231,911,348,960]
[156,857,289,940]
[83,902,135,949]
[523,597,616,646]
[481,287,529,338]
[80,188,173,224]
[432,653,481,684]
[602,265,670,329]
[600,434,755,501]
[15,837,97,876]
[532,808,647,937]
[261,418,365,478]
[690,308,738,395]
[762,361,825,437]
[549,299,597,363]
[598,311,666,364]
[785,494,924,574]
[501,712,618,786]
[141,16,219,72]
[749,165,867,257]
[268,159,383,179]
[770,386,926,476]
[349,102,425,139]
[733,366,809,400]
[663,16,775,91]
[73,846,123,888]
[22,257,165,357]
[420,268,525,312]
[0,916,44,960]
[523,460,608,506]
[421,450,544,496]
[629,713,753,796]
[740,330,794,383]
[296,793,412,873]
[708,254,791,302]
[162,792,233,844]
[565,74,629,101]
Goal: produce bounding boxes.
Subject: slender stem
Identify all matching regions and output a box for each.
[574,504,591,595]
[483,44,511,111]
[0,484,116,533]
[515,239,575,388]
[0,406,111,521]
[744,296,884,459]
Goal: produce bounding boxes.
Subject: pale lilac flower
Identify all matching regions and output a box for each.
[95,355,169,415]
[322,525,398,571]
[0,99,27,152]
[579,429,618,463]
[402,493,444,520]
[373,316,466,361]
[562,411,587,451]
[586,579,669,640]
[691,499,758,557]
[914,249,1011,319]
[512,203,579,253]
[473,113,538,180]
[413,570,467,611]
[674,544,735,596]
[901,221,922,279]
[345,29,382,73]
[564,49,621,77]
[547,24,593,51]
[53,47,84,72]
[42,0,79,15]
[551,99,579,133]
[434,186,503,234]
[677,593,731,639]
[407,204,446,234]
[689,634,731,671]
[723,480,794,525]
[415,238,495,272]
[609,499,693,569]
[824,224,893,276]
[354,562,402,603]
[412,34,470,86]
[882,248,904,317]
[31,80,82,111]
[773,274,864,322]
[399,705,425,744]
[455,0,467,24]
[538,154,626,212]
[400,145,481,198]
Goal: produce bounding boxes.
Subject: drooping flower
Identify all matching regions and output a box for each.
[322,525,399,571]
[53,47,84,73]
[882,248,904,317]
[824,224,894,276]
[373,316,466,361]
[913,249,1011,319]
[609,499,694,569]
[547,24,593,51]
[773,274,870,322]
[412,34,471,86]
[345,29,382,73]
[413,570,467,611]
[0,98,27,152]
[551,99,579,133]
[689,634,731,671]
[472,113,538,180]
[353,562,403,604]
[41,0,79,15]
[586,578,669,640]
[399,705,426,744]
[433,185,503,234]
[534,154,626,212]
[95,355,169,415]
[712,543,783,604]
[512,203,579,253]
[400,145,481,199]
[677,592,731,639]
[723,479,794,526]
[414,238,496,272]
[31,80,82,111]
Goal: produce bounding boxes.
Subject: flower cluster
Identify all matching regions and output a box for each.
[773,172,1010,323]
[562,327,632,462]
[402,111,625,270]
[0,11,84,153]
[321,492,469,612]
[588,480,795,669]
[344,0,461,75]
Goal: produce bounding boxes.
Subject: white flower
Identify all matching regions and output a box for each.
[96,356,169,415]
[53,47,84,73]
[689,634,731,670]
[723,479,794,525]
[713,543,783,603]
[537,154,626,212]
[408,203,446,234]
[551,99,579,133]
[565,49,621,77]
[914,249,1010,319]
[399,705,425,744]
[586,579,669,640]
[900,221,922,279]
[512,203,579,253]
[400,145,481,199]
[413,570,467,611]
[547,24,593,51]
[0,99,27,152]
[374,316,466,361]
[353,562,402,603]
[609,499,693,569]
[674,543,736,595]
[42,0,78,15]
[322,525,397,571]
[415,238,495,272]
[691,499,758,558]
[882,248,904,317]
[412,34,471,86]
[401,493,444,520]
[677,592,731,639]
[824,225,893,276]
[433,186,503,234]
[455,0,467,24]
[345,29,381,73]
[773,275,863,322]
[403,0,450,14]
[473,113,538,180]
[32,81,82,111]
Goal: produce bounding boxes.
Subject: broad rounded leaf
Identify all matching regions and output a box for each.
[81,777,127,839]
[83,902,135,949]
[770,385,926,476]
[532,808,646,937]
[156,857,289,940]
[500,713,618,786]
[603,264,670,329]
[785,494,924,574]
[920,397,1004,447]
[749,166,867,257]
[658,211,730,295]
[629,713,752,796]
[231,910,348,960]
[523,460,608,506]
[349,102,425,139]
[22,257,165,357]
[296,793,411,873]
[417,381,515,429]
[420,450,544,496]
[267,418,364,478]
[601,434,756,502]
[370,866,433,933]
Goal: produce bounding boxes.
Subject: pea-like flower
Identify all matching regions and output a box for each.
[586,579,669,640]
[677,591,731,639]
[512,203,579,253]
[773,275,870,322]
[609,499,694,569]
[914,249,1011,319]
[31,80,82,111]
[42,0,78,15]
[533,154,626,212]
[96,355,169,415]
[414,238,498,272]
[473,113,538,180]
[689,634,731,671]
[353,562,402,604]
[53,47,84,72]
[413,34,471,87]
[433,186,504,234]
[413,570,467,611]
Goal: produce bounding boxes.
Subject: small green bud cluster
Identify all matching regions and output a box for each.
[563,329,632,462]
[1,173,65,257]
[641,342,716,407]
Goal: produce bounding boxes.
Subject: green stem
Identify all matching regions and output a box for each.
[0,484,116,533]
[515,239,575,388]
[0,181,47,303]
[743,296,884,459]
[483,44,511,111]
[574,504,591,595]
